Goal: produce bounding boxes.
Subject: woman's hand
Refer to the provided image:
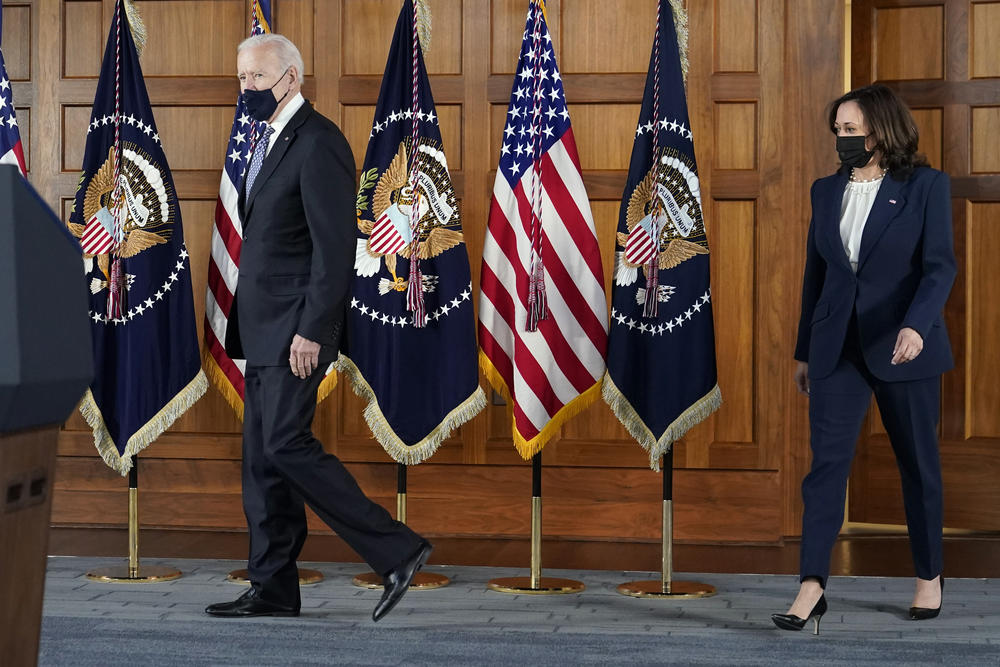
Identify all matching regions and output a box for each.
[891,327,923,365]
[794,361,809,396]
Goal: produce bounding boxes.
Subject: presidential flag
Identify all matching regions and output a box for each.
[0,0,26,176]
[336,0,485,464]
[67,0,206,474]
[203,0,274,419]
[602,0,720,470]
[478,0,608,459]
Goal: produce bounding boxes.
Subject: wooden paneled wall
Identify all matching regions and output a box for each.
[849,0,1000,532]
[9,0,854,568]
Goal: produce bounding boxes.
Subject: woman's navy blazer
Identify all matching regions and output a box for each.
[794,166,957,381]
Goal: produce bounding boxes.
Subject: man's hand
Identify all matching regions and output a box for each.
[794,361,809,396]
[891,327,923,365]
[289,334,321,379]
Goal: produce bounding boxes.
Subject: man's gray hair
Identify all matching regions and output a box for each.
[238,34,305,78]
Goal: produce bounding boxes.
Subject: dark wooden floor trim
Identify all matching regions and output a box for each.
[48,527,1000,578]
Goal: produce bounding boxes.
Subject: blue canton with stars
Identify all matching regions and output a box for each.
[499,3,570,187]
[0,5,24,164]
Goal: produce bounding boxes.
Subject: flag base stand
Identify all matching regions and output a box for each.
[86,458,182,584]
[225,569,324,586]
[617,451,715,600]
[352,571,449,590]
[353,464,450,590]
[86,565,182,584]
[487,455,584,595]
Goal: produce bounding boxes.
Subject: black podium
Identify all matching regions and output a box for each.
[0,166,93,667]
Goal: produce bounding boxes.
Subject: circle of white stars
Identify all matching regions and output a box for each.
[350,282,473,328]
[89,246,190,326]
[635,115,694,143]
[610,289,712,337]
[369,107,439,140]
[86,112,163,147]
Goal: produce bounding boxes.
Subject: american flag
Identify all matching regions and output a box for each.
[204,0,308,418]
[0,2,26,176]
[478,0,608,459]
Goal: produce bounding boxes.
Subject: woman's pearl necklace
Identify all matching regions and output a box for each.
[850,166,887,183]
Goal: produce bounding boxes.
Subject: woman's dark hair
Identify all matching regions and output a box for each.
[828,84,928,180]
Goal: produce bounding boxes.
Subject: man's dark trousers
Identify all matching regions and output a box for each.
[242,363,424,608]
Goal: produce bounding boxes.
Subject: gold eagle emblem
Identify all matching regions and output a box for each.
[356,141,464,288]
[619,156,709,273]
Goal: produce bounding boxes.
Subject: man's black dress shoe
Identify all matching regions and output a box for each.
[205,586,299,618]
[372,541,433,622]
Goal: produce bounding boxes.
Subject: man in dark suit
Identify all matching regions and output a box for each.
[205,34,431,622]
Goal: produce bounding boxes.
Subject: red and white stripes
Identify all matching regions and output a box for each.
[479,132,608,455]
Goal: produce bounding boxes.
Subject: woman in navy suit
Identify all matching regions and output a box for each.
[772,85,956,633]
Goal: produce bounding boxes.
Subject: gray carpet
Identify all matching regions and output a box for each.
[38,557,1000,666]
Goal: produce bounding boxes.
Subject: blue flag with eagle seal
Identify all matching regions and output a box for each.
[336,0,485,465]
[602,0,721,471]
[68,0,206,475]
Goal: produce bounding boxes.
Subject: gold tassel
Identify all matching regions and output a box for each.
[80,371,209,476]
[122,0,147,57]
[602,373,721,471]
[668,0,690,86]
[415,0,432,53]
[335,353,487,465]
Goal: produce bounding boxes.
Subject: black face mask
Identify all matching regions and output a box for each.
[242,68,291,122]
[836,135,875,169]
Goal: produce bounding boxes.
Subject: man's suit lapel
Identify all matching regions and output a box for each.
[244,102,314,221]
[856,174,905,271]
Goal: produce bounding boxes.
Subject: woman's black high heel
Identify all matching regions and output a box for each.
[909,577,944,620]
[771,595,827,635]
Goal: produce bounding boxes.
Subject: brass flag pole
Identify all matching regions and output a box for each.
[353,463,448,590]
[617,449,715,598]
[86,456,182,583]
[487,453,583,594]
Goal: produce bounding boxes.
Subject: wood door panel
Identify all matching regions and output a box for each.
[851,0,1000,531]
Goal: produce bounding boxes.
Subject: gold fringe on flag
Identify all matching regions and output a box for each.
[336,353,486,465]
[479,350,603,460]
[316,365,339,405]
[669,0,689,85]
[123,0,147,57]
[602,373,720,471]
[80,371,208,476]
[201,347,339,423]
[253,0,272,33]
[201,347,245,422]
[415,0,432,53]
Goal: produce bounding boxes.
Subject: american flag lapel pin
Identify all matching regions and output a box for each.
[889,199,897,204]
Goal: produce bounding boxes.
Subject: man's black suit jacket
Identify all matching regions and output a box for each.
[225,100,356,366]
